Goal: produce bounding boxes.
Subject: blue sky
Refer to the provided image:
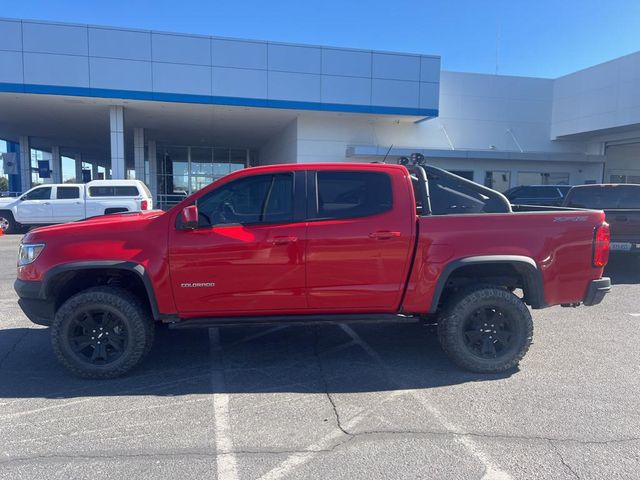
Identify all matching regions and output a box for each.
[3,0,640,78]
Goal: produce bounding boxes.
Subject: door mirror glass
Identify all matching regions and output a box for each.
[180,205,199,229]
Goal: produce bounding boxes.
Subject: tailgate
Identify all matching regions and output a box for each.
[604,209,640,239]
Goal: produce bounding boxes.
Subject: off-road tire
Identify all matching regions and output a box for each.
[437,286,533,373]
[51,286,154,379]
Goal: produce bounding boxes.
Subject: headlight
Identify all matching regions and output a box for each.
[18,243,45,266]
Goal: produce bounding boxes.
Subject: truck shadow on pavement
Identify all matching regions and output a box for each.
[605,254,640,285]
[0,322,514,399]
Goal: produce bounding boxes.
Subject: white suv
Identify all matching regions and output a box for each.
[0,180,153,234]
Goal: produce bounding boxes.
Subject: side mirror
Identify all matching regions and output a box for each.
[180,205,199,230]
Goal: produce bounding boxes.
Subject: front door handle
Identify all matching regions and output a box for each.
[369,231,401,240]
[43,202,51,205]
[272,236,298,245]
[615,216,628,222]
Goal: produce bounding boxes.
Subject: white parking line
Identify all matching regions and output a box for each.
[209,328,239,480]
[627,313,640,317]
[340,325,513,480]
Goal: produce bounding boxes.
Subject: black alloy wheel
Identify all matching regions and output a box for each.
[462,307,517,359]
[68,307,129,365]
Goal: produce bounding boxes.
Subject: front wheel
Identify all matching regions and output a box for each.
[437,287,533,373]
[51,287,154,379]
[0,211,18,234]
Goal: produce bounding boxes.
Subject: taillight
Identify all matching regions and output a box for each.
[141,199,149,210]
[593,223,610,268]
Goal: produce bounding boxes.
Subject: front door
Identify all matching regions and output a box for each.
[16,186,54,223]
[305,169,415,312]
[169,171,307,315]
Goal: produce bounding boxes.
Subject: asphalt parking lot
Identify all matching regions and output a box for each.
[0,233,639,479]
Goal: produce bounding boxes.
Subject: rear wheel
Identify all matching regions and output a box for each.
[0,211,18,234]
[437,287,533,373]
[51,287,154,379]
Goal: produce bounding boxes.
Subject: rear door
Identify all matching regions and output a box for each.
[305,169,415,311]
[15,186,53,223]
[52,185,84,222]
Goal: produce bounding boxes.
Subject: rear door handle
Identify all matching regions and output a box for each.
[272,236,298,245]
[615,216,628,221]
[43,202,51,205]
[369,231,401,240]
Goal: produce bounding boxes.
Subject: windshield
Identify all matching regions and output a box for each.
[565,185,640,209]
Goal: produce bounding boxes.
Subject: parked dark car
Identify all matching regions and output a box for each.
[504,185,572,206]
[563,184,640,255]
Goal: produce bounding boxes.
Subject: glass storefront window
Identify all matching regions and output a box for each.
[191,147,213,176]
[154,145,247,209]
[30,148,52,186]
[191,175,215,191]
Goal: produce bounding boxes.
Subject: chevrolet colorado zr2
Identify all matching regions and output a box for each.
[14,162,611,378]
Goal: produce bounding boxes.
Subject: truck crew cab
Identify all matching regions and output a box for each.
[14,161,611,378]
[0,180,153,234]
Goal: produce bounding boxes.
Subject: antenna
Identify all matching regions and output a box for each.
[382,144,393,163]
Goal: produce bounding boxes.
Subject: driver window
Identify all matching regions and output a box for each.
[22,187,52,201]
[196,173,293,227]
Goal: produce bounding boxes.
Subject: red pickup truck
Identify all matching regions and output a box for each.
[14,162,611,378]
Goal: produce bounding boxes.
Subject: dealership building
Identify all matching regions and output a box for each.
[1,17,640,206]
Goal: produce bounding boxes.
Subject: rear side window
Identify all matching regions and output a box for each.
[196,173,293,227]
[89,186,140,197]
[57,186,80,199]
[114,186,140,196]
[313,171,392,220]
[565,186,640,209]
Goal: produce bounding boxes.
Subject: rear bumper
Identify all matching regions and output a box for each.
[14,279,54,326]
[609,240,640,253]
[583,277,611,307]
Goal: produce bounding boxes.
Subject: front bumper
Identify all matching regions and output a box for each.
[583,277,611,307]
[14,279,54,326]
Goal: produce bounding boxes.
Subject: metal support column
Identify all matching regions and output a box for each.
[50,146,62,183]
[19,136,31,192]
[110,106,126,179]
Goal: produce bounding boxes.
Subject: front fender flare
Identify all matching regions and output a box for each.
[42,260,160,319]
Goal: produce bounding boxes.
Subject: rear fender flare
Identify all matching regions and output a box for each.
[428,255,545,313]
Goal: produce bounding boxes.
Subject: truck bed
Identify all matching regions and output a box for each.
[402,208,606,312]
